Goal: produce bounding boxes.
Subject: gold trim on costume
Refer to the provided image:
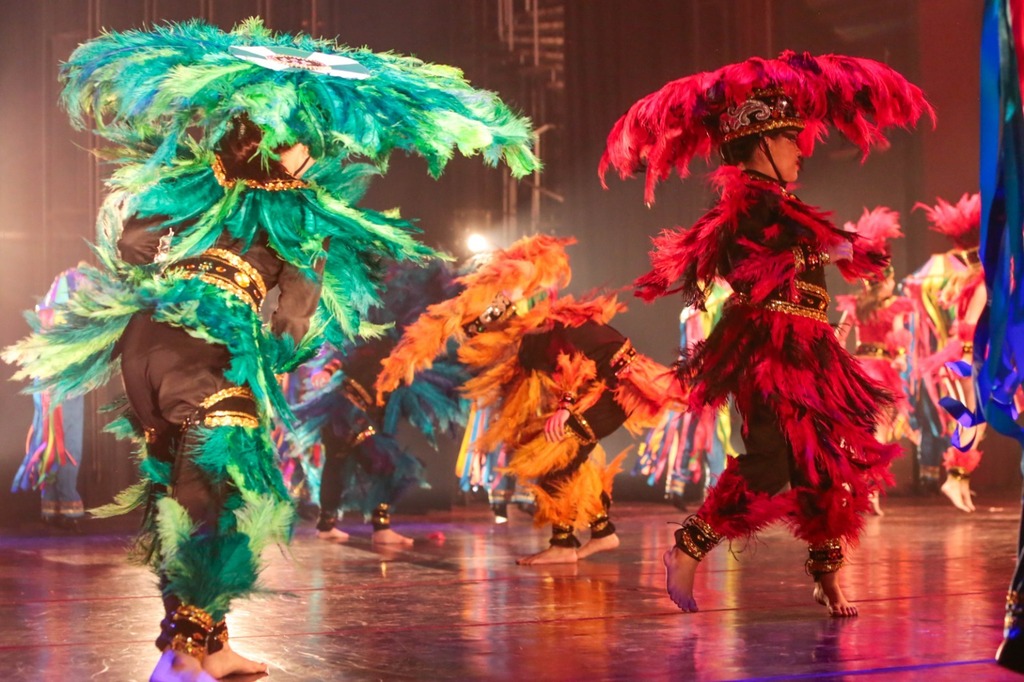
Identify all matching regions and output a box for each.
[343,378,373,412]
[792,247,806,273]
[805,539,844,576]
[567,410,597,444]
[962,342,974,356]
[732,280,830,324]
[167,248,267,313]
[675,516,722,562]
[203,248,268,298]
[204,411,260,429]
[212,155,309,192]
[352,425,376,446]
[200,386,255,409]
[855,343,893,359]
[165,603,215,663]
[609,340,638,377]
[947,466,970,480]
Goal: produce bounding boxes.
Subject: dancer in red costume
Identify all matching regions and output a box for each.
[912,193,985,511]
[601,52,933,616]
[835,208,916,516]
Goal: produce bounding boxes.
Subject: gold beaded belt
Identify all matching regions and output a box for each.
[855,343,893,359]
[732,280,830,324]
[167,248,268,313]
[195,386,259,429]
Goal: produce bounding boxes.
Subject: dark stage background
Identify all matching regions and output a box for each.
[0,0,1001,528]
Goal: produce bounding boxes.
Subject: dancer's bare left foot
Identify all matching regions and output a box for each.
[372,528,414,546]
[577,532,620,559]
[150,649,215,682]
[203,641,268,678]
[813,571,858,617]
[664,546,699,612]
[941,476,972,512]
[517,545,578,565]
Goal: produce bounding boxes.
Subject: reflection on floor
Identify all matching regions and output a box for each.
[0,497,1018,681]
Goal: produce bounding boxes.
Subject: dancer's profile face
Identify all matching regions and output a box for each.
[762,130,802,183]
[279,143,314,178]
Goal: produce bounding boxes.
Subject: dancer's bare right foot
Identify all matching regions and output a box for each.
[813,571,858,617]
[664,546,699,612]
[941,476,972,512]
[517,545,578,565]
[867,491,884,517]
[317,527,350,543]
[203,641,268,678]
[150,649,215,682]
[960,478,976,512]
[577,532,620,559]
[372,527,415,546]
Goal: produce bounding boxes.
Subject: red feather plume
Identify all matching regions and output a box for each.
[914,192,981,250]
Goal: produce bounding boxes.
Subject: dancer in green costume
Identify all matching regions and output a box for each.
[4,19,537,681]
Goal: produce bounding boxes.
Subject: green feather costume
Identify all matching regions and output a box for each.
[4,18,538,648]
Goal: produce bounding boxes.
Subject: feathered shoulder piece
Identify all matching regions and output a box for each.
[914,193,981,250]
[600,51,934,204]
[548,292,625,328]
[375,234,575,398]
[61,18,539,176]
[634,167,769,307]
[844,206,902,256]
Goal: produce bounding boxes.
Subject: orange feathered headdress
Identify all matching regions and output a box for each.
[375,233,574,400]
[914,192,981,250]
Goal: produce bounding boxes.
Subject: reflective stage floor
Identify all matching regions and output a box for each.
[1,496,1021,681]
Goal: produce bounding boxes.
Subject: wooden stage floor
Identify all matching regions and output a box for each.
[1,496,1021,681]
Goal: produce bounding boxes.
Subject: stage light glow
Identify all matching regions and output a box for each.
[466,233,492,253]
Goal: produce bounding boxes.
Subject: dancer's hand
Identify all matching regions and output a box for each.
[545,408,571,442]
[828,240,853,262]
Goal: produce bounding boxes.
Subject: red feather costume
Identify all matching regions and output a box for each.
[602,51,932,587]
[834,208,914,434]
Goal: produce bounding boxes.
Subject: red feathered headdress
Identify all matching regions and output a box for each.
[599,51,936,204]
[844,206,903,256]
[914,193,981,250]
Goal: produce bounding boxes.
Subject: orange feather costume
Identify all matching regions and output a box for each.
[377,234,684,543]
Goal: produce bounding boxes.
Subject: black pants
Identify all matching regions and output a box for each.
[120,314,233,527]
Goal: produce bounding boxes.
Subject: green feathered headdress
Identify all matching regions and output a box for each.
[60,17,540,177]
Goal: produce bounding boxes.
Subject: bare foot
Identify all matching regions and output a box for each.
[867,491,884,517]
[664,546,700,612]
[960,478,976,512]
[203,641,268,678]
[150,649,216,682]
[372,528,415,546]
[813,572,858,617]
[941,476,972,512]
[517,545,578,565]
[316,527,350,543]
[577,533,620,559]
